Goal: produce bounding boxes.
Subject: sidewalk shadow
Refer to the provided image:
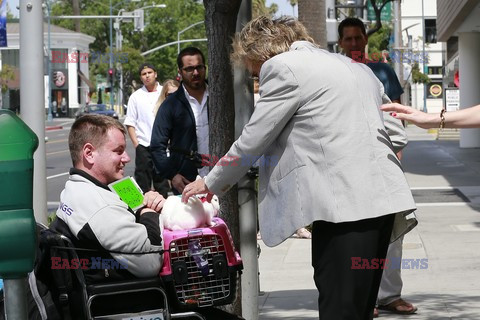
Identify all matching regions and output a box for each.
[259,289,318,320]
[380,293,480,319]
[259,290,480,319]
[402,139,480,214]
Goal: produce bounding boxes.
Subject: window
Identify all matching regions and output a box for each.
[425,19,437,44]
[427,66,442,75]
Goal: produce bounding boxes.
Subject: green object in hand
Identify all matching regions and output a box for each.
[108,176,144,210]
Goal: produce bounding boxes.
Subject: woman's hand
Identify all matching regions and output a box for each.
[181,178,213,203]
[381,103,438,129]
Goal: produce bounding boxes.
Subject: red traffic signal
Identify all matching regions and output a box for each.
[108,68,114,76]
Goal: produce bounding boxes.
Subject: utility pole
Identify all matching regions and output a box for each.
[5,2,48,317]
[234,1,259,319]
[421,0,427,112]
[109,0,115,110]
[393,0,404,92]
[19,0,48,225]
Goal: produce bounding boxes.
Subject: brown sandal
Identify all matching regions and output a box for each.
[378,298,418,315]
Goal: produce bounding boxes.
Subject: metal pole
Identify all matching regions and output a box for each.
[393,0,401,78]
[3,279,28,320]
[235,2,258,319]
[177,21,204,55]
[109,0,114,109]
[142,39,207,56]
[19,0,48,225]
[50,14,138,19]
[421,0,427,112]
[177,29,180,55]
[9,0,46,317]
[116,17,124,116]
[47,1,53,121]
[355,0,363,19]
[394,0,404,101]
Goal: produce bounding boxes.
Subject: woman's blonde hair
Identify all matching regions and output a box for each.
[154,79,180,116]
[231,16,315,67]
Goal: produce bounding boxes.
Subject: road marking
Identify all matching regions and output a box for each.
[415,202,469,207]
[46,138,68,144]
[452,224,480,232]
[411,186,456,190]
[47,150,69,156]
[47,172,69,180]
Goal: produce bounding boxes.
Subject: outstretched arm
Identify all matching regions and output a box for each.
[381,103,480,129]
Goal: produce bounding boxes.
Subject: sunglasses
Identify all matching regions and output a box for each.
[182,65,206,73]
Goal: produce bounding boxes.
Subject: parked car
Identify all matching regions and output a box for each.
[75,104,119,120]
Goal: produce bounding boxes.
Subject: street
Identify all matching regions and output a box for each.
[45,118,135,215]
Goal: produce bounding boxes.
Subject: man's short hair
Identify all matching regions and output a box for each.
[231,16,314,67]
[138,62,157,75]
[177,47,206,70]
[69,114,126,166]
[338,17,367,39]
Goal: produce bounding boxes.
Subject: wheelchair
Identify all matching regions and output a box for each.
[33,223,242,320]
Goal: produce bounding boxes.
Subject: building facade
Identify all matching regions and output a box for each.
[437,0,480,147]
[1,22,94,117]
[401,0,444,113]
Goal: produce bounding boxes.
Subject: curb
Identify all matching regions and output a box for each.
[46,125,63,131]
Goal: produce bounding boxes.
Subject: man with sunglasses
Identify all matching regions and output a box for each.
[151,47,209,194]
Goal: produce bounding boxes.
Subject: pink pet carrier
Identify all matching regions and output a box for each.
[160,217,243,310]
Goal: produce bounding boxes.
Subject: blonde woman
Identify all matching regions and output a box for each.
[153,79,180,116]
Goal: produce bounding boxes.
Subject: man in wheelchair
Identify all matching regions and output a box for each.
[33,114,181,319]
[50,114,166,283]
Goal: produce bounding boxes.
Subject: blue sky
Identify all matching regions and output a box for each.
[267,0,298,17]
[7,0,19,17]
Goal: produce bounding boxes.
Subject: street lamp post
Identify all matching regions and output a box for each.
[109,0,139,110]
[421,0,427,112]
[114,4,166,114]
[109,0,114,109]
[46,0,53,121]
[177,21,204,54]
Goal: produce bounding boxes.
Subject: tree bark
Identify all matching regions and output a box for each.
[367,0,396,36]
[72,0,81,32]
[298,0,327,48]
[203,0,242,316]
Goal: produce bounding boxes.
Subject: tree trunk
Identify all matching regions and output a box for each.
[367,0,397,36]
[298,0,327,48]
[203,0,242,316]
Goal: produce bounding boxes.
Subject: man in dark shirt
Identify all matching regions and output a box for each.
[338,17,417,317]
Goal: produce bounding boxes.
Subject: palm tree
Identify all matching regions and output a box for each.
[298,0,327,48]
[253,0,278,18]
[288,0,298,16]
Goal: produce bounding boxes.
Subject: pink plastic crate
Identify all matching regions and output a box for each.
[160,217,243,309]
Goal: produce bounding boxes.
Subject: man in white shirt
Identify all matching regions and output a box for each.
[151,47,209,194]
[125,63,169,197]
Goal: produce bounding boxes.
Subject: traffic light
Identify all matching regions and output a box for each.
[107,68,114,82]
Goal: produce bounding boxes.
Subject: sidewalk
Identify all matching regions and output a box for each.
[257,125,480,319]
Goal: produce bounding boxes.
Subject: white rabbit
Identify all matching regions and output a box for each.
[201,194,220,219]
[161,195,220,231]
